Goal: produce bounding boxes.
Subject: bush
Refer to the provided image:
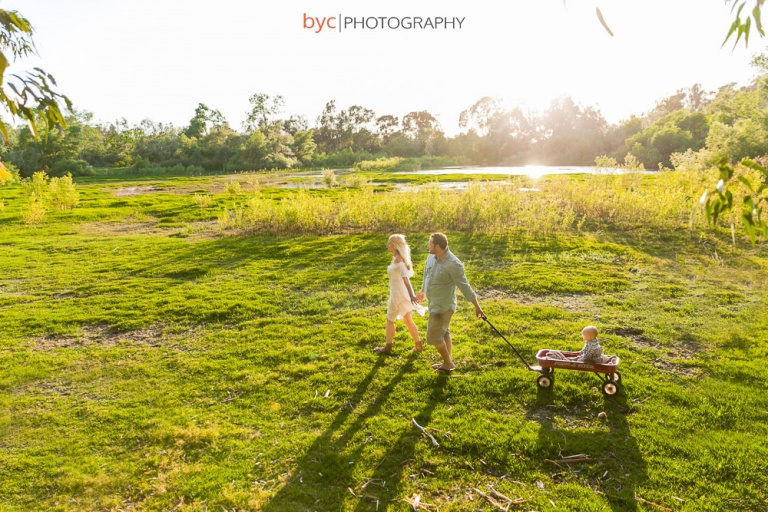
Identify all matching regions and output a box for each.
[344,174,370,187]
[226,180,242,197]
[132,155,150,171]
[49,174,80,210]
[22,194,46,224]
[355,157,403,171]
[193,193,212,210]
[22,171,50,200]
[49,159,93,177]
[322,169,337,188]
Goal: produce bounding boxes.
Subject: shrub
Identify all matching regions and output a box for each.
[22,171,50,200]
[22,194,46,224]
[194,194,212,210]
[49,159,93,177]
[322,169,337,188]
[594,155,619,173]
[355,157,403,171]
[622,153,645,171]
[226,181,242,197]
[344,174,370,187]
[48,173,79,210]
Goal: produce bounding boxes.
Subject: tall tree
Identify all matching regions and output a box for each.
[243,93,285,133]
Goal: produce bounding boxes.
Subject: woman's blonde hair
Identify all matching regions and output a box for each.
[388,234,413,270]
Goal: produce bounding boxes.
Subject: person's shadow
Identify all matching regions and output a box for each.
[349,375,448,512]
[261,353,423,511]
[527,381,647,511]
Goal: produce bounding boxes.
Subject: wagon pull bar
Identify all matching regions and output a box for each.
[483,317,536,372]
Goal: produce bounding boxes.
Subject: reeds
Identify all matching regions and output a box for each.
[216,170,767,239]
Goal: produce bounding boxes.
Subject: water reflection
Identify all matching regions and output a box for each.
[392,165,629,179]
[285,165,640,180]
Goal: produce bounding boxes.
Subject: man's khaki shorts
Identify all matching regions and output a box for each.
[426,310,454,345]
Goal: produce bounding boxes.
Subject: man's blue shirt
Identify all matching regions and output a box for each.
[422,249,477,314]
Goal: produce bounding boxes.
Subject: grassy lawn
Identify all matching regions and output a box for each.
[1,173,767,511]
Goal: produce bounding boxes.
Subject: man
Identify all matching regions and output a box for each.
[414,233,484,372]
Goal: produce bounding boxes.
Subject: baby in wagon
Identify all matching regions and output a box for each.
[547,326,618,364]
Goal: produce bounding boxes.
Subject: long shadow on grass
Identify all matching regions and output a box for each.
[350,376,447,512]
[261,353,421,511]
[528,387,646,511]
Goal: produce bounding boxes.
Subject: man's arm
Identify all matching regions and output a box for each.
[450,262,484,318]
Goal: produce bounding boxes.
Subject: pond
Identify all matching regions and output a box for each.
[392,165,632,179]
[287,165,643,180]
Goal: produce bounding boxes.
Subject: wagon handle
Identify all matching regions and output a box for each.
[483,317,535,371]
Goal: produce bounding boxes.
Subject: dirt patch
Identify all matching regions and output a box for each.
[606,327,701,376]
[79,218,181,237]
[113,186,156,196]
[34,324,166,350]
[482,289,597,313]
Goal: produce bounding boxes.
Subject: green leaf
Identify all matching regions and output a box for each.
[723,19,740,47]
[753,5,765,36]
[737,175,754,191]
[745,16,752,45]
[596,8,614,37]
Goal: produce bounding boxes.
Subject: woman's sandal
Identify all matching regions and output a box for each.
[374,344,393,354]
[413,340,423,352]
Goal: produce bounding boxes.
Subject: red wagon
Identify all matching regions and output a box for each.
[533,349,621,395]
[483,318,623,396]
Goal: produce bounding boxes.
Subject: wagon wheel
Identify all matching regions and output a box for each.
[602,381,618,396]
[540,367,553,375]
[606,371,621,383]
[537,374,553,389]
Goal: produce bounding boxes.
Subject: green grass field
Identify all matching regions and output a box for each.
[1,172,767,511]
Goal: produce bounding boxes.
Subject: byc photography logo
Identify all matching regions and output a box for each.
[302,13,466,34]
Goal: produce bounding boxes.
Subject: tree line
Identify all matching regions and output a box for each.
[3,67,768,178]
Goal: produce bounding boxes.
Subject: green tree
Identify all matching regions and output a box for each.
[244,93,285,133]
[184,103,227,139]
[535,96,609,165]
[402,111,441,155]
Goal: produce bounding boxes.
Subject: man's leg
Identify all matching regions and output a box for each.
[426,311,454,370]
[434,341,454,370]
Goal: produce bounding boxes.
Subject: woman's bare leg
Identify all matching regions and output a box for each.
[375,320,396,353]
[402,312,422,351]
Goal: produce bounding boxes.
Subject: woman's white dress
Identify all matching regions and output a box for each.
[387,261,426,322]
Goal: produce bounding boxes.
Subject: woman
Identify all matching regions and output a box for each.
[375,234,426,353]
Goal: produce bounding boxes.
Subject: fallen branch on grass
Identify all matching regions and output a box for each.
[544,455,601,464]
[411,418,439,446]
[471,487,508,512]
[635,495,673,511]
[404,494,436,510]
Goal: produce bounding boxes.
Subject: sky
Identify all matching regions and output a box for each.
[3,0,763,135]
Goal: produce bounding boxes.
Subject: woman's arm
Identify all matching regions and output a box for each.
[402,276,417,302]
